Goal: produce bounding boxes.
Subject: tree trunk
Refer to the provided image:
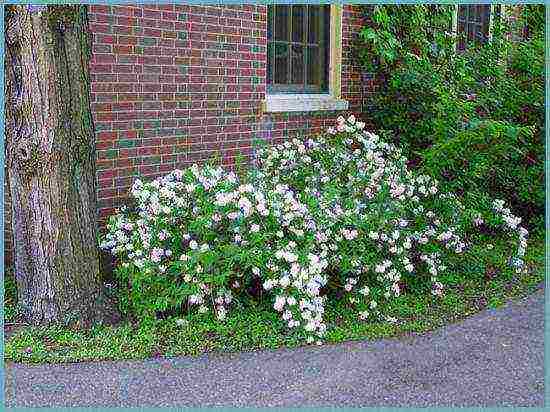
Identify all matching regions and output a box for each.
[4,5,118,327]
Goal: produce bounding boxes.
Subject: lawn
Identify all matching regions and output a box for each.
[4,232,544,364]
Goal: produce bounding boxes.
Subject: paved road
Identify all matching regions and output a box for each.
[5,287,545,407]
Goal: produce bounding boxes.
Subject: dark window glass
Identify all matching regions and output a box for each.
[274,6,289,41]
[292,6,305,43]
[267,7,273,40]
[274,43,289,85]
[307,46,319,85]
[291,45,304,84]
[308,6,319,43]
[267,5,330,94]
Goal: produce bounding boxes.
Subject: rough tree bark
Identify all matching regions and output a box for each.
[4,5,118,327]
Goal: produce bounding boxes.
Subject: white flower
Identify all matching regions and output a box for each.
[189,240,198,250]
[263,279,274,290]
[279,276,290,288]
[250,224,260,233]
[274,295,286,311]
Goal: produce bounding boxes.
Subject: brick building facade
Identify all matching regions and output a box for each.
[4,4,373,265]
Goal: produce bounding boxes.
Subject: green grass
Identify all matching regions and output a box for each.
[4,235,545,364]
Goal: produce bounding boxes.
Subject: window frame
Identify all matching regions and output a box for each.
[452,4,503,50]
[262,4,348,113]
[267,5,331,95]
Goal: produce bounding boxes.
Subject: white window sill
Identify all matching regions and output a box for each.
[262,94,349,113]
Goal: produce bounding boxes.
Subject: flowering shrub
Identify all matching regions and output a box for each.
[101,115,528,344]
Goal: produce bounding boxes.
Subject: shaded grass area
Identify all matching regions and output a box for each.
[4,234,545,364]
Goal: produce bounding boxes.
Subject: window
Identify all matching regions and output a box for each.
[267,5,330,94]
[263,5,348,113]
[456,5,498,50]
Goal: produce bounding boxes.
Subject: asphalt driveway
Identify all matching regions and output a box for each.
[5,286,545,407]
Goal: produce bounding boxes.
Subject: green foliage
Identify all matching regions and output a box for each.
[520,4,545,38]
[356,5,544,228]
[422,120,543,227]
[358,5,455,74]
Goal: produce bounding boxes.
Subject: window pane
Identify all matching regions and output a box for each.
[267,6,273,40]
[458,5,466,19]
[267,4,330,93]
[307,46,319,85]
[322,5,330,90]
[468,5,477,23]
[475,5,484,23]
[308,6,319,44]
[468,22,476,41]
[274,42,289,84]
[291,45,304,84]
[292,5,305,43]
[274,6,289,41]
[267,42,273,84]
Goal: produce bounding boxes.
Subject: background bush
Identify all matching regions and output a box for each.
[357,5,544,229]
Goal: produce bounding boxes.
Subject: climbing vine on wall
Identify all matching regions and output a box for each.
[357,5,455,76]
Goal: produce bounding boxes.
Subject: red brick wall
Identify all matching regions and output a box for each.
[4,5,371,265]
[89,4,272,219]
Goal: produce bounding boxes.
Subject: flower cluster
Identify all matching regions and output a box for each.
[492,199,529,272]
[101,114,528,343]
